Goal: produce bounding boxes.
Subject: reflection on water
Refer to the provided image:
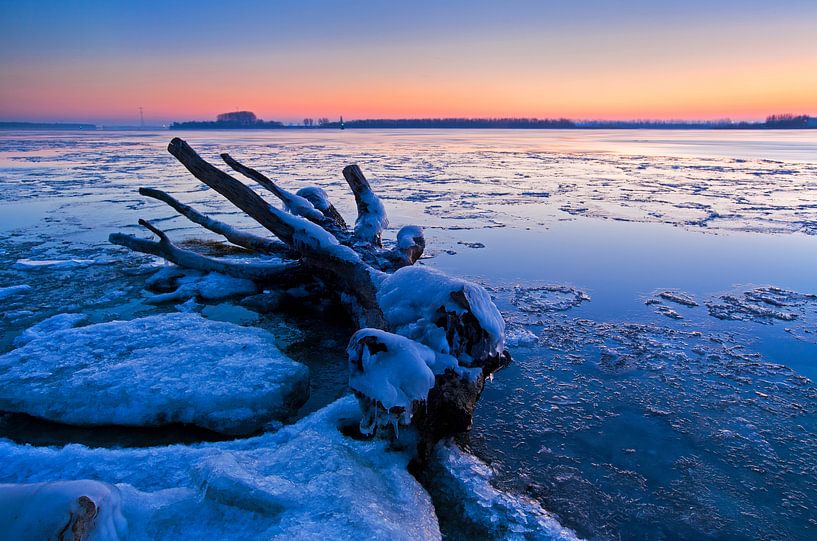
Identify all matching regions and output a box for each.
[1,129,816,540]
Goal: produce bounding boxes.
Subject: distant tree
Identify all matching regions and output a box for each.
[303,118,314,127]
[317,117,330,126]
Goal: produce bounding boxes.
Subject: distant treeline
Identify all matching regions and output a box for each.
[170,120,285,130]
[336,117,576,129]
[169,114,816,130]
[0,121,96,130]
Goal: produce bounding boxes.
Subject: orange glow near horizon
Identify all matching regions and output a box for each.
[2,2,816,124]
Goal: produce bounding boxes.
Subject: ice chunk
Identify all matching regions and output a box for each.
[0,397,441,540]
[13,313,88,346]
[12,258,102,270]
[0,480,128,541]
[0,284,32,300]
[427,440,579,541]
[505,325,539,348]
[0,313,309,434]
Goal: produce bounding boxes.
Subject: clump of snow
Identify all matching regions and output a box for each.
[0,313,309,434]
[378,265,505,365]
[270,205,361,263]
[295,186,332,211]
[0,480,128,541]
[355,190,389,244]
[0,284,32,300]
[12,258,102,270]
[0,397,441,540]
[13,313,88,346]
[347,329,437,434]
[397,225,424,249]
[427,440,579,541]
[144,267,257,304]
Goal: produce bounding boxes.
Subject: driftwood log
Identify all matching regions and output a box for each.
[110,138,508,462]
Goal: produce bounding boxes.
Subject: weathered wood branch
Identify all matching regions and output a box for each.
[167,138,298,246]
[220,153,344,237]
[342,164,389,246]
[109,219,300,282]
[138,187,289,255]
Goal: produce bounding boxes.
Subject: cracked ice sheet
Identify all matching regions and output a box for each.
[0,396,441,541]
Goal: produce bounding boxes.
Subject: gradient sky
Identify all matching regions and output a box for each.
[1,0,816,124]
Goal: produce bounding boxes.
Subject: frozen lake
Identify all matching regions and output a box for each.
[1,129,816,540]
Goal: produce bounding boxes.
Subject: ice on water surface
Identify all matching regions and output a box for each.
[1,130,817,540]
[0,313,309,434]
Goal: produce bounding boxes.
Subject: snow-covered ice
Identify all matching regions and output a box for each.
[427,440,578,541]
[0,480,127,541]
[12,313,87,346]
[0,397,441,541]
[0,313,309,434]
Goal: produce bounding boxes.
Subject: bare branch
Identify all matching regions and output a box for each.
[167,138,298,246]
[110,220,300,282]
[138,187,289,255]
[220,153,340,233]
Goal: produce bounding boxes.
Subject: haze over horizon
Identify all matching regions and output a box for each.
[1,0,816,126]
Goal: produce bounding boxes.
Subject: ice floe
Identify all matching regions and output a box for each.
[0,313,309,434]
[0,284,32,300]
[706,286,817,323]
[12,258,103,270]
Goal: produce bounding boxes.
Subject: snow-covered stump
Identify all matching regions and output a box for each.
[109,138,509,461]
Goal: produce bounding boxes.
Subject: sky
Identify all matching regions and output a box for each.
[1,0,816,125]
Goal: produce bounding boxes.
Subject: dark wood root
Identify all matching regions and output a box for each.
[109,219,301,281]
[138,187,290,255]
[220,153,345,237]
[411,350,511,466]
[342,164,388,247]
